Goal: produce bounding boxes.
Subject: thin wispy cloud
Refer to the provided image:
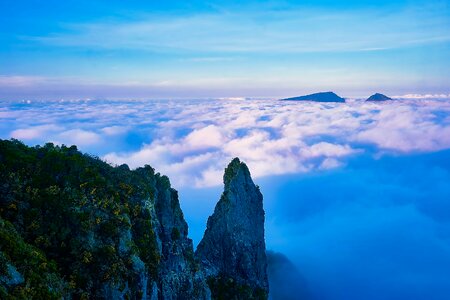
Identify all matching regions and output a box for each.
[1,1,449,99]
[179,57,238,62]
[32,6,450,54]
[0,75,49,87]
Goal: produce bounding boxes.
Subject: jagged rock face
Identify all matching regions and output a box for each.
[0,140,210,299]
[196,158,269,298]
[152,176,210,300]
[0,140,268,299]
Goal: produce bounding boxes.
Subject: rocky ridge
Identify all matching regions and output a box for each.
[196,158,269,299]
[0,139,268,299]
[366,93,392,101]
[281,91,346,103]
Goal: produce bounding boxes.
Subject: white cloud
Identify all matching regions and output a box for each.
[300,142,357,158]
[58,129,101,146]
[34,6,450,54]
[395,93,450,99]
[101,126,128,136]
[354,103,450,152]
[319,158,343,170]
[10,124,63,140]
[2,97,450,188]
[0,75,47,87]
[184,125,226,150]
[104,143,169,169]
[195,166,225,188]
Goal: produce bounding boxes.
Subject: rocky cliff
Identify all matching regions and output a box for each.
[0,140,267,299]
[151,174,210,299]
[196,158,269,299]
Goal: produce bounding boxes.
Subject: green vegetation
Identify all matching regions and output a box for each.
[0,139,162,298]
[171,227,180,241]
[223,157,250,186]
[223,158,242,185]
[0,218,66,299]
[207,275,268,300]
[0,139,268,299]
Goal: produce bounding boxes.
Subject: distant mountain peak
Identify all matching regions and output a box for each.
[281,91,345,103]
[366,93,392,101]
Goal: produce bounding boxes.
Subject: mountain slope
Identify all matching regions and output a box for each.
[366,93,392,101]
[0,139,268,299]
[281,92,345,103]
[0,139,208,299]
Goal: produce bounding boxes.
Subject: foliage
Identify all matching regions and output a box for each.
[0,139,265,299]
[171,227,181,241]
[223,157,242,185]
[207,275,268,300]
[0,218,67,299]
[0,139,161,298]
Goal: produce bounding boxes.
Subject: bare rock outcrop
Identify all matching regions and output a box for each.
[196,158,269,299]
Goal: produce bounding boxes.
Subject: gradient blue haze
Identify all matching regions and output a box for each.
[180,150,450,300]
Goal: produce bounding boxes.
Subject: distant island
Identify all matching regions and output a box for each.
[281,91,345,103]
[366,93,392,101]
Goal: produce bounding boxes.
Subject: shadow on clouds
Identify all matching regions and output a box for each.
[182,150,450,300]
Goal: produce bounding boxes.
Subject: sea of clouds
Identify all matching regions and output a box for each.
[2,97,450,188]
[2,96,450,299]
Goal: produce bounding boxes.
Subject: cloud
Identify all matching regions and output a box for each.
[177,149,450,300]
[319,157,343,170]
[257,150,450,300]
[395,93,450,99]
[2,95,450,299]
[195,167,224,188]
[2,97,450,187]
[10,124,63,140]
[104,143,169,169]
[180,57,237,62]
[184,125,226,150]
[31,5,450,54]
[354,103,450,152]
[58,129,102,146]
[0,75,48,87]
[300,142,357,158]
[101,126,128,136]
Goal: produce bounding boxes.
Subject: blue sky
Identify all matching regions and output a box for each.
[1,0,449,99]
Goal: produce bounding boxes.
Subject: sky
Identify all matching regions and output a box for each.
[1,0,450,99]
[1,96,450,299]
